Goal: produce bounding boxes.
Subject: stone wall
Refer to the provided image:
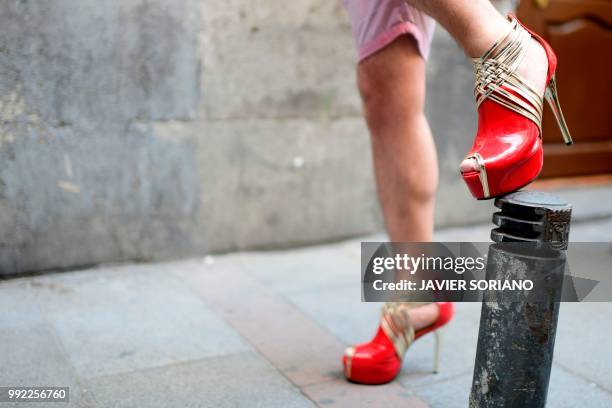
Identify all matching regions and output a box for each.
[0,0,499,275]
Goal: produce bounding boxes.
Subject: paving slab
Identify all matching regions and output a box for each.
[248,242,483,388]
[301,379,428,408]
[0,323,89,408]
[552,303,612,392]
[433,219,611,243]
[408,360,612,408]
[566,217,612,242]
[413,373,473,408]
[355,215,612,244]
[174,257,428,406]
[547,365,612,408]
[396,303,480,388]
[30,263,249,379]
[174,258,346,387]
[412,362,612,408]
[84,352,314,408]
[286,286,381,345]
[0,279,46,326]
[0,281,88,407]
[237,243,359,295]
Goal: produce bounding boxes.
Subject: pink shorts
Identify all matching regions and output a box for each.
[341,0,436,62]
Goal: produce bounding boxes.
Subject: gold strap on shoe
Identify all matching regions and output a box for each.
[469,152,490,198]
[380,302,424,358]
[472,16,544,135]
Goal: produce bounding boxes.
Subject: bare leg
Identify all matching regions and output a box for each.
[358,36,439,329]
[359,37,436,242]
[403,0,549,172]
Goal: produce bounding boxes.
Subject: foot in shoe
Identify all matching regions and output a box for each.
[460,34,549,174]
[343,302,454,385]
[406,302,439,330]
[459,15,573,199]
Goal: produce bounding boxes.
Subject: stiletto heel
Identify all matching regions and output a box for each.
[342,302,454,384]
[544,75,573,145]
[433,329,443,374]
[461,15,573,199]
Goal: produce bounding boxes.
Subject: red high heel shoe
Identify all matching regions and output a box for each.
[343,302,454,384]
[461,15,573,200]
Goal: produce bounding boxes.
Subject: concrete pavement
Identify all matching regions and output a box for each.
[1,217,611,407]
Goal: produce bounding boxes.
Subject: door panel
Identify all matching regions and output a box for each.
[517,0,612,178]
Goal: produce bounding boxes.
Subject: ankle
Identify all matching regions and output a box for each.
[463,15,511,58]
[407,303,440,331]
[517,38,549,95]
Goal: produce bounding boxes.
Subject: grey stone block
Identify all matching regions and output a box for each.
[31,264,250,379]
[0,0,203,275]
[1,123,202,274]
[201,0,350,33]
[1,0,199,125]
[200,4,358,120]
[194,118,381,252]
[84,352,314,408]
[2,0,610,279]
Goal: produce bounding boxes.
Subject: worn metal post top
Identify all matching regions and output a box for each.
[495,191,572,213]
[491,190,572,247]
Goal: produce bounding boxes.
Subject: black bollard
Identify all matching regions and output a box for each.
[469,191,572,408]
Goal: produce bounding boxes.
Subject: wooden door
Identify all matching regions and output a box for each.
[517,0,612,178]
